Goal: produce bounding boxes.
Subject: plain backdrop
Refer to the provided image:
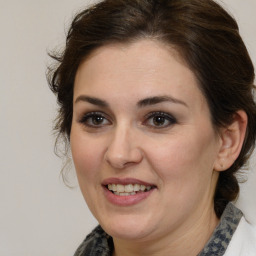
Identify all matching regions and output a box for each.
[0,0,255,255]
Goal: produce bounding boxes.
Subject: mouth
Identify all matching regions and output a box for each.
[102,178,157,206]
[105,183,154,196]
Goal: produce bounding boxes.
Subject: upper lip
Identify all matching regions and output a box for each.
[102,177,156,187]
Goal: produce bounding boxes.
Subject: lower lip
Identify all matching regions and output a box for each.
[103,186,155,206]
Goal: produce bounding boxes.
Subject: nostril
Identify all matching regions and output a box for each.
[104,146,143,169]
[104,153,130,169]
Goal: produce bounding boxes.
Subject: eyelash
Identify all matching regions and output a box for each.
[78,111,177,129]
[144,111,177,129]
[79,112,111,128]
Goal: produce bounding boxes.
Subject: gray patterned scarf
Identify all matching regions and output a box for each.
[74,202,242,256]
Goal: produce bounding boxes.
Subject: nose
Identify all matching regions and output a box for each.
[104,125,143,169]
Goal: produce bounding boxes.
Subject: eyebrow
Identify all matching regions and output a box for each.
[74,95,188,108]
[137,95,188,108]
[75,95,109,107]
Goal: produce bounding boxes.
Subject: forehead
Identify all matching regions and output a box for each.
[74,39,205,109]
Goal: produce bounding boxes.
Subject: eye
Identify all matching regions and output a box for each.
[79,112,111,128]
[144,111,177,128]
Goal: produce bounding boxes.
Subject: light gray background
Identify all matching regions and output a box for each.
[0,0,255,255]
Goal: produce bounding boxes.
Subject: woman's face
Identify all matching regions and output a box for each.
[71,40,221,242]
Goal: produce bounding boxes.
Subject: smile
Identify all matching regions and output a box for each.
[102,178,156,205]
[107,184,152,196]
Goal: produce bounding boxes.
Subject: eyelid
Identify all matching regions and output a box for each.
[143,111,177,128]
[78,111,112,127]
[77,110,176,130]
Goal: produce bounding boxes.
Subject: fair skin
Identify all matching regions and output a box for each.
[70,40,247,256]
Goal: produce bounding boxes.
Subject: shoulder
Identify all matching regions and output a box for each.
[74,226,113,256]
[224,216,256,256]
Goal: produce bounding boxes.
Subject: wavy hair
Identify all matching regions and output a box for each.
[47,0,256,217]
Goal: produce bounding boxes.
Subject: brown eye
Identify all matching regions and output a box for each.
[144,112,177,129]
[91,115,105,125]
[153,116,167,126]
[79,112,111,128]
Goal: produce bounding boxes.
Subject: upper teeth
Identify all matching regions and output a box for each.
[108,184,152,193]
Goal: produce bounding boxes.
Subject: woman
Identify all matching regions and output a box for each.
[47,0,256,255]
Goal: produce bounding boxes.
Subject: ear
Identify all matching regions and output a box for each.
[214,110,248,172]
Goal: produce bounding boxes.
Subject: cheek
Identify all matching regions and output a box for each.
[146,129,218,186]
[145,132,218,218]
[70,130,104,182]
[70,130,106,214]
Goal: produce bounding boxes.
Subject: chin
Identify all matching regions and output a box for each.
[100,214,154,240]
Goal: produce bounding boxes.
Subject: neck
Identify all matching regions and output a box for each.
[112,204,219,256]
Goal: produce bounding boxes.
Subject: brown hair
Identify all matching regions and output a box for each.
[47,0,256,217]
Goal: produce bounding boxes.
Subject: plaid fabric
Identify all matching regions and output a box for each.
[74,225,113,256]
[198,203,243,256]
[74,203,242,256]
